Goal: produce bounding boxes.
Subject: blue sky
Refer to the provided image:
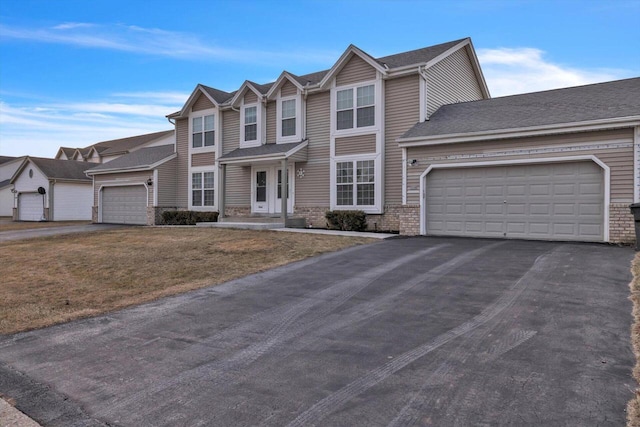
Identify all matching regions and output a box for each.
[1,0,638,158]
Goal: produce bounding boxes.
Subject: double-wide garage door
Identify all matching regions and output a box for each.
[425,161,604,241]
[101,186,147,225]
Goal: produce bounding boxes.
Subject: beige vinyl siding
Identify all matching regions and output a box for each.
[222,110,240,154]
[93,171,153,206]
[385,75,420,204]
[191,152,216,167]
[405,128,635,204]
[225,165,250,206]
[175,118,189,207]
[157,157,177,206]
[266,101,276,143]
[335,134,377,156]
[281,80,298,97]
[336,54,377,86]
[296,91,330,206]
[427,46,485,117]
[244,90,258,104]
[192,93,215,111]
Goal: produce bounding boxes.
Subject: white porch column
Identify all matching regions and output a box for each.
[281,158,288,222]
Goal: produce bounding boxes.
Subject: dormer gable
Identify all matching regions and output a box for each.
[229,81,265,108]
[265,72,305,100]
[319,44,387,90]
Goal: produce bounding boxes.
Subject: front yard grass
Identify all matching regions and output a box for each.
[0,228,374,335]
[0,220,90,232]
[629,252,640,426]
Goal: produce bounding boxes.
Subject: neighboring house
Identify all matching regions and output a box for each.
[85,145,177,225]
[88,36,639,244]
[0,156,24,216]
[55,130,175,164]
[11,157,93,221]
[397,78,640,243]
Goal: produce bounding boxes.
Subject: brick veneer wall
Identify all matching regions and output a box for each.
[610,203,635,244]
[294,206,329,228]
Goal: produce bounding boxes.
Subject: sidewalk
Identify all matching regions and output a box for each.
[0,398,40,427]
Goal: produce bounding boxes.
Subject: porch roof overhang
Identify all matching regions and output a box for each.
[218,140,308,166]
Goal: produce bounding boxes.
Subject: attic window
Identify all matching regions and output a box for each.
[29,169,33,178]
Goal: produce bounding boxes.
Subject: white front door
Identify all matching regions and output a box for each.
[253,169,269,213]
[251,165,294,215]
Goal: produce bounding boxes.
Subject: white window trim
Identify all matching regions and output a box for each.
[330,153,382,213]
[189,166,218,211]
[240,96,263,148]
[330,79,381,137]
[276,92,302,143]
[189,107,217,153]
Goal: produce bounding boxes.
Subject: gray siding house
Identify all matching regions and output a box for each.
[89,37,639,244]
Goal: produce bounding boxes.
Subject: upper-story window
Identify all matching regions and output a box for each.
[244,106,257,141]
[336,84,375,130]
[281,99,296,137]
[192,114,215,148]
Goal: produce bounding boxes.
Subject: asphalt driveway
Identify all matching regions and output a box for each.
[0,237,634,426]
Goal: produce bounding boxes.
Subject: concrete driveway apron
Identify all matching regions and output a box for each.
[0,237,634,426]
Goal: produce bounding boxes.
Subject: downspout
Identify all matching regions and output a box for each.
[418,65,429,121]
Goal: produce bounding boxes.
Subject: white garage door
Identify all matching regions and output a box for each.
[425,161,604,241]
[18,193,45,221]
[101,186,147,225]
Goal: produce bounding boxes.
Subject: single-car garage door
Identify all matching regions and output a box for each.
[425,161,604,241]
[18,193,45,221]
[101,186,147,225]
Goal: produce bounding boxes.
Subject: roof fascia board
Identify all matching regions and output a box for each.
[86,153,176,176]
[265,72,305,99]
[398,116,640,147]
[319,44,387,90]
[462,39,491,98]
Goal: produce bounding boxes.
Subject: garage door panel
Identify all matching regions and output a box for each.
[101,186,147,225]
[425,161,604,242]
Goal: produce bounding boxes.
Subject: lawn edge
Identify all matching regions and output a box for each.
[628,253,640,427]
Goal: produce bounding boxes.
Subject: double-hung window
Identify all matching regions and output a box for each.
[336,159,375,206]
[281,99,296,137]
[192,171,215,206]
[336,84,375,130]
[244,106,257,141]
[192,114,215,148]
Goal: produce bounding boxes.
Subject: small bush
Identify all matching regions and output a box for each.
[325,210,367,232]
[161,210,219,225]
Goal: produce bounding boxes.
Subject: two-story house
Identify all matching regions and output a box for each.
[87,37,639,243]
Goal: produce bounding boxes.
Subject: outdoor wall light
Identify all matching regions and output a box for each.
[409,159,418,166]
[146,178,153,186]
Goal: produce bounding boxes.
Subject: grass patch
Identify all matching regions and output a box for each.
[629,252,640,426]
[0,221,90,232]
[0,228,373,335]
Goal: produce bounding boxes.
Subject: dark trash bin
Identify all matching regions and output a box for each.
[630,203,640,250]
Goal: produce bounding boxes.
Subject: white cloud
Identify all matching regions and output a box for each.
[0,97,178,157]
[112,91,192,104]
[0,22,338,65]
[477,47,631,97]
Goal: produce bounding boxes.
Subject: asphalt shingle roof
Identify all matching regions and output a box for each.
[92,130,174,155]
[87,144,175,172]
[0,156,19,165]
[219,141,306,160]
[400,77,640,140]
[201,85,234,104]
[376,38,467,69]
[193,38,470,106]
[28,157,93,181]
